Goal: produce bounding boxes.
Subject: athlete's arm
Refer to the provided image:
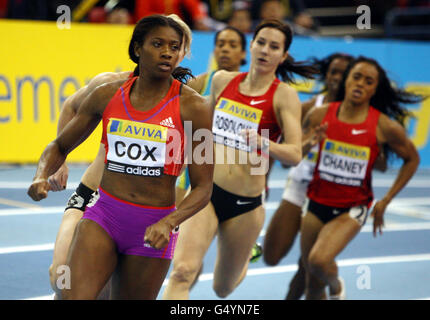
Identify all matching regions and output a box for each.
[166,87,214,228]
[48,72,130,191]
[28,83,117,201]
[301,105,329,155]
[371,114,420,237]
[264,84,303,166]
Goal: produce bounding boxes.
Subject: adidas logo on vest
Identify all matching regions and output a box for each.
[160,117,175,128]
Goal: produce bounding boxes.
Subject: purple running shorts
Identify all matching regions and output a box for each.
[82,188,179,259]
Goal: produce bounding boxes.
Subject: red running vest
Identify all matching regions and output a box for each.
[307,102,381,207]
[101,77,185,177]
[212,72,282,152]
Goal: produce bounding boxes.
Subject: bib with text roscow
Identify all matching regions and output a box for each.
[318,139,370,187]
[106,118,168,177]
[212,98,263,152]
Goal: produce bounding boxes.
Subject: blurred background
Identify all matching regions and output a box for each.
[0,0,429,166]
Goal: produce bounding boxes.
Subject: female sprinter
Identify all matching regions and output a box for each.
[28,15,213,300]
[300,56,422,299]
[46,15,192,299]
[163,19,317,299]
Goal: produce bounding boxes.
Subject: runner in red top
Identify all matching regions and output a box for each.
[101,76,185,177]
[28,15,213,300]
[307,101,381,208]
[163,19,318,300]
[45,14,192,300]
[300,56,423,300]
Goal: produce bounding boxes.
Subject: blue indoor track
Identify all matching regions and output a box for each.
[0,164,429,300]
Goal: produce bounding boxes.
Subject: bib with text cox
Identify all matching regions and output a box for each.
[106,118,168,177]
[318,139,370,187]
[212,98,263,152]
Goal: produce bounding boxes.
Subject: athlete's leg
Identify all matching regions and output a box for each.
[306,213,361,298]
[300,211,325,300]
[286,256,306,300]
[212,206,265,298]
[162,202,219,300]
[49,208,84,298]
[49,145,106,299]
[263,199,302,265]
[61,219,117,299]
[111,255,171,300]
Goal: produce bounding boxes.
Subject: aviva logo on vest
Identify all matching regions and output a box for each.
[108,118,168,143]
[216,98,263,123]
[324,139,370,160]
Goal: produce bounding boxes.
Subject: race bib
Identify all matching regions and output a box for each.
[212,98,263,152]
[318,139,370,186]
[106,118,167,177]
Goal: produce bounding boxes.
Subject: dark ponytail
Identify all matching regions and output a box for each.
[253,19,318,83]
[172,66,194,84]
[128,15,194,83]
[277,55,318,84]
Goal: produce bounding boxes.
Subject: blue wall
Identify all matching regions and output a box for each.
[183,32,430,167]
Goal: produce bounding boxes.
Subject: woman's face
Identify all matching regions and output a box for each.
[344,62,379,104]
[250,27,288,74]
[325,57,350,95]
[214,29,246,72]
[136,26,182,77]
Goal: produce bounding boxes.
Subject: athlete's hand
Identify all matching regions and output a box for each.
[28,178,51,201]
[370,199,389,237]
[48,162,69,191]
[143,219,174,250]
[239,129,264,151]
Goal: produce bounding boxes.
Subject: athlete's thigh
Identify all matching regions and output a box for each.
[264,199,302,260]
[52,208,84,269]
[310,213,361,262]
[64,219,117,299]
[300,211,324,263]
[215,206,265,283]
[172,201,218,268]
[112,255,171,300]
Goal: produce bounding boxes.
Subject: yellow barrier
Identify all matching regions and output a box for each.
[0,20,135,163]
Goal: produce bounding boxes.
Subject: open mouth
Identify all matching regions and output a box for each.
[352,89,363,98]
[158,62,172,71]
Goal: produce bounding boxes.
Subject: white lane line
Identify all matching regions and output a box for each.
[0,206,64,216]
[0,243,54,254]
[268,179,430,189]
[193,253,430,283]
[0,197,41,209]
[258,221,430,237]
[3,221,430,256]
[0,182,78,189]
[23,253,430,300]
[2,178,430,190]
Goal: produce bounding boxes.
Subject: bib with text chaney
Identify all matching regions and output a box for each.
[318,139,370,187]
[106,118,167,177]
[212,98,263,152]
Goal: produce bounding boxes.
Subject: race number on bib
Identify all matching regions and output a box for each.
[318,139,370,186]
[212,98,263,152]
[106,118,167,177]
